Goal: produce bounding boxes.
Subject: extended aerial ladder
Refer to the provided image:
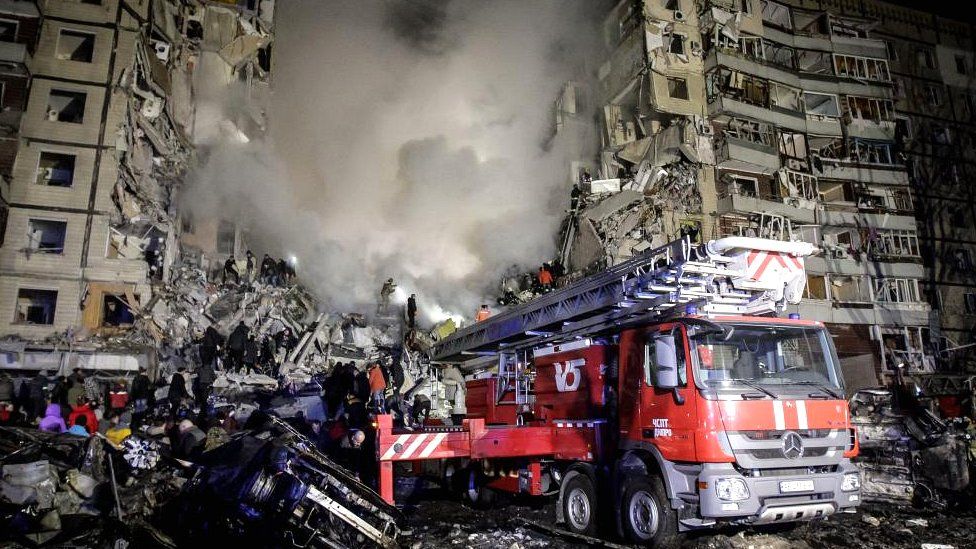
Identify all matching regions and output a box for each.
[375,235,817,505]
[431,235,816,364]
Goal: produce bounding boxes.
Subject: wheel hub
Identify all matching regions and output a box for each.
[630,490,659,539]
[567,487,591,530]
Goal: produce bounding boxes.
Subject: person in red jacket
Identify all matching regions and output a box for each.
[68,397,98,434]
[367,363,386,411]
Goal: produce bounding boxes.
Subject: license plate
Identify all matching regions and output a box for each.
[779,480,815,493]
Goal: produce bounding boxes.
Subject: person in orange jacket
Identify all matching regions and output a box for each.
[367,362,386,411]
[68,397,98,434]
[475,304,492,322]
[538,266,553,290]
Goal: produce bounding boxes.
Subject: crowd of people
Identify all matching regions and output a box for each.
[222,250,296,287]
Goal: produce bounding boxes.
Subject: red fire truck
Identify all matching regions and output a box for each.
[376,236,860,545]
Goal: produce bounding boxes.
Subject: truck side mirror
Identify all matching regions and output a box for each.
[654,335,679,389]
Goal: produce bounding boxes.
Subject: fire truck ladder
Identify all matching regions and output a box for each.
[432,236,801,363]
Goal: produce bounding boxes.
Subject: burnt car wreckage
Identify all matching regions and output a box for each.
[0,416,400,548]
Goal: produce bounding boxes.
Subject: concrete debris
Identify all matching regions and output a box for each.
[850,388,972,507]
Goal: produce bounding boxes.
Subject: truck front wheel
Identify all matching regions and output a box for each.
[620,476,678,547]
[561,473,597,536]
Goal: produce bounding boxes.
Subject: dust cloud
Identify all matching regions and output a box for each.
[183,0,602,323]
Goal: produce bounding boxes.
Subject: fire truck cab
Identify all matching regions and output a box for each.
[376,236,861,545]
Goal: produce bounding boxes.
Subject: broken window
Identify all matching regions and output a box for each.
[830,276,872,302]
[833,54,889,82]
[27,219,67,254]
[725,174,758,197]
[892,189,912,211]
[796,49,831,74]
[667,33,686,55]
[956,55,969,75]
[102,294,135,327]
[16,289,58,324]
[217,219,236,255]
[779,132,807,159]
[47,90,87,123]
[805,275,827,299]
[850,139,895,165]
[37,152,76,187]
[0,19,17,42]
[873,230,920,258]
[924,84,943,107]
[802,92,839,118]
[885,40,898,61]
[741,37,764,61]
[739,0,752,14]
[762,40,796,69]
[819,180,856,203]
[780,170,818,200]
[874,278,920,304]
[724,118,774,147]
[663,0,680,10]
[57,29,96,63]
[667,77,689,100]
[761,1,792,30]
[845,95,893,122]
[917,48,936,70]
[770,82,801,112]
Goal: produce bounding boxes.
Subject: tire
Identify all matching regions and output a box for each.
[561,473,598,536]
[462,466,495,509]
[620,475,678,548]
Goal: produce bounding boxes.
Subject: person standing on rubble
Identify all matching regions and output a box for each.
[223,255,239,285]
[538,265,554,291]
[168,367,190,417]
[367,362,387,412]
[245,250,256,284]
[199,325,223,368]
[276,258,288,287]
[260,253,277,285]
[406,294,418,328]
[227,321,249,373]
[272,327,297,377]
[66,368,86,410]
[378,278,396,314]
[195,359,217,409]
[570,182,582,213]
[130,366,152,430]
[243,334,259,375]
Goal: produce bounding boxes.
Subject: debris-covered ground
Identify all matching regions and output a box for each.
[400,494,975,549]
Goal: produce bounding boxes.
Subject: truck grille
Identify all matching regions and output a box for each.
[727,429,847,468]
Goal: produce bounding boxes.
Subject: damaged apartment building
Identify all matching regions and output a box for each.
[576,0,952,380]
[0,0,273,373]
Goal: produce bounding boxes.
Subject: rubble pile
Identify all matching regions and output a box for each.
[0,416,400,548]
[850,388,973,507]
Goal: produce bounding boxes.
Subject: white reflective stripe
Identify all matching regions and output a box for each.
[796,400,808,430]
[399,434,428,460]
[773,400,786,431]
[381,434,410,461]
[419,433,447,458]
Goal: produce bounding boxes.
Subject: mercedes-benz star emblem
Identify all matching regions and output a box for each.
[782,431,804,460]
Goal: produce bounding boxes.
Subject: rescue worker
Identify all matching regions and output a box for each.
[407,294,418,328]
[538,265,553,291]
[130,366,153,430]
[245,250,256,284]
[243,334,259,375]
[276,258,289,287]
[195,359,216,409]
[570,182,582,213]
[67,368,86,407]
[50,375,70,410]
[29,371,50,421]
[378,278,396,314]
[223,255,239,285]
[199,325,223,367]
[227,321,249,373]
[475,304,492,322]
[367,362,386,412]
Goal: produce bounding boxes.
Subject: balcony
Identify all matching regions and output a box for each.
[804,256,924,277]
[814,159,908,185]
[819,210,917,231]
[708,94,807,133]
[717,193,817,223]
[0,41,27,65]
[715,137,780,173]
[797,300,930,327]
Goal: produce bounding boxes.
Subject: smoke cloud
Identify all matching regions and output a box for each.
[183,1,602,323]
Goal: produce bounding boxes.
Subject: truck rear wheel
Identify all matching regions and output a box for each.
[462,466,495,509]
[620,476,678,547]
[561,473,597,536]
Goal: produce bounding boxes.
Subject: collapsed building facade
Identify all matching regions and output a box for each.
[0,0,273,374]
[571,0,976,389]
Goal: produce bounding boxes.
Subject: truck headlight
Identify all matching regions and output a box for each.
[841,473,860,492]
[715,477,750,501]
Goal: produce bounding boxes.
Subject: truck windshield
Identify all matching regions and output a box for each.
[691,323,843,393]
